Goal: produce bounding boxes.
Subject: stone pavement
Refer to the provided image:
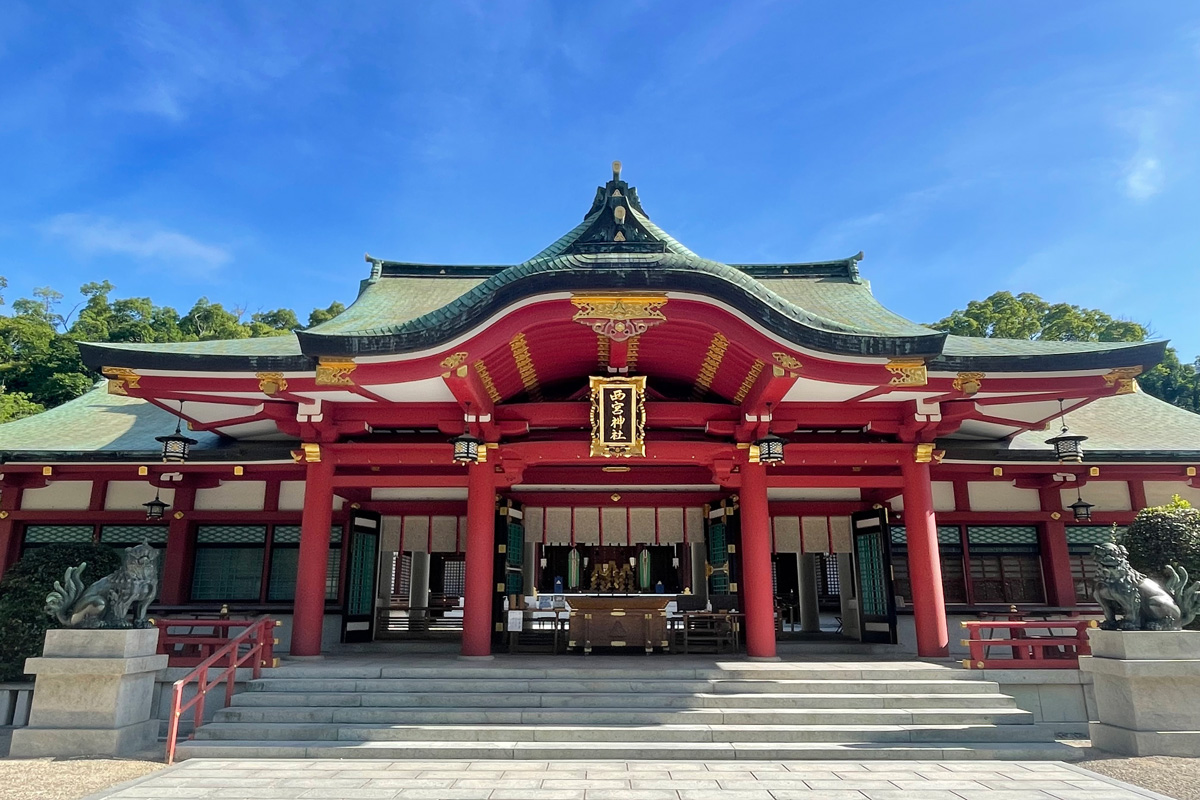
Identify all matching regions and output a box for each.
[85,759,1177,800]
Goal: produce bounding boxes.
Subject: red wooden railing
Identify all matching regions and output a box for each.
[164,615,278,764]
[155,617,278,667]
[960,619,1098,669]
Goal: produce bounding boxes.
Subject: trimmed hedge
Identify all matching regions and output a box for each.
[1122,495,1200,583]
[0,543,122,682]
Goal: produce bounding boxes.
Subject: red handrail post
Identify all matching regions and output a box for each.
[164,615,275,765]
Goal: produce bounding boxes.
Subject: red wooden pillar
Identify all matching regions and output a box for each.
[900,457,949,657]
[1038,485,1075,606]
[462,461,497,657]
[0,483,24,579]
[739,460,777,659]
[292,453,335,657]
[159,485,197,604]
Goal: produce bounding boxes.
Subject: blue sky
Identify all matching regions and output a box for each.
[2,2,1199,356]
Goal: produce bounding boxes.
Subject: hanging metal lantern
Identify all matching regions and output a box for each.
[143,489,169,521]
[1069,490,1095,522]
[754,432,787,464]
[156,403,198,463]
[450,431,482,464]
[1045,399,1087,463]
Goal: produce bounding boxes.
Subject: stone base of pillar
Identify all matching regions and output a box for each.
[9,628,168,758]
[1080,629,1200,757]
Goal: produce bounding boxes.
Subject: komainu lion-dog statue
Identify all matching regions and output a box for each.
[1092,542,1200,631]
[44,543,160,629]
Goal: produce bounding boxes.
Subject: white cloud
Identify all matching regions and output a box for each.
[41,214,231,273]
[1124,155,1164,200]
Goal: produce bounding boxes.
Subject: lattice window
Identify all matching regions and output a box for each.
[969,553,1045,604]
[23,525,94,545]
[1066,526,1124,604]
[442,558,466,599]
[820,553,840,597]
[890,526,961,548]
[267,525,342,602]
[196,525,267,544]
[394,552,412,597]
[100,525,168,545]
[967,525,1039,547]
[192,548,264,601]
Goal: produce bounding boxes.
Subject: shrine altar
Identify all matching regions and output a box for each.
[566,595,672,654]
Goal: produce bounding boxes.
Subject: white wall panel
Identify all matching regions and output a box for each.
[278,481,306,510]
[773,516,801,553]
[21,481,91,510]
[967,481,1041,512]
[545,507,572,544]
[380,516,402,552]
[631,508,657,543]
[657,508,685,544]
[573,507,601,545]
[601,507,628,545]
[932,481,956,512]
[104,481,174,510]
[525,507,544,541]
[402,516,430,553]
[801,516,830,554]
[1144,480,1200,507]
[195,481,266,511]
[829,516,853,553]
[430,516,459,552]
[684,507,704,544]
[1060,481,1130,512]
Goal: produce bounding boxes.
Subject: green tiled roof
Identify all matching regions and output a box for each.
[942,389,1200,460]
[0,384,223,454]
[74,170,1166,376]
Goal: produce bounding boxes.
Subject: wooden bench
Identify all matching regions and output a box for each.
[960,619,1097,669]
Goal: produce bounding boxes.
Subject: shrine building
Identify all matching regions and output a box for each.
[2,162,1200,661]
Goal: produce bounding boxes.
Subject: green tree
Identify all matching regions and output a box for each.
[180,298,251,341]
[307,301,346,328]
[932,291,1197,413]
[0,390,43,423]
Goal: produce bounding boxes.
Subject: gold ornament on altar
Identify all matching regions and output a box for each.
[590,375,646,458]
[588,561,636,593]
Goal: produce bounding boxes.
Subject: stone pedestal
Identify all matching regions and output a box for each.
[1080,629,1200,756]
[9,628,168,758]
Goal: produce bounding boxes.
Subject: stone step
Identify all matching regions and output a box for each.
[247,677,1001,695]
[194,720,1054,744]
[175,738,1083,762]
[260,665,984,682]
[213,706,1035,727]
[230,690,1019,710]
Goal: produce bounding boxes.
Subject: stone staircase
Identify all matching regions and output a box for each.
[175,660,1081,761]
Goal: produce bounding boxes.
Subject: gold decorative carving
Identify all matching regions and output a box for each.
[886,358,928,387]
[571,294,667,342]
[952,371,985,395]
[590,375,647,458]
[914,443,935,463]
[732,360,765,405]
[439,351,469,370]
[509,333,542,401]
[257,372,288,395]
[596,334,610,369]
[1103,366,1142,395]
[315,358,356,386]
[625,335,641,371]
[102,366,140,395]
[473,360,501,404]
[692,333,729,399]
[771,352,802,374]
[301,443,321,463]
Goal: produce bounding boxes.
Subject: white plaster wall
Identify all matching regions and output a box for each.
[767,488,861,501]
[380,516,402,552]
[104,481,175,510]
[890,481,955,513]
[194,481,266,511]
[932,481,956,511]
[278,481,306,511]
[1060,481,1130,512]
[967,481,1041,512]
[20,481,92,510]
[1144,480,1200,507]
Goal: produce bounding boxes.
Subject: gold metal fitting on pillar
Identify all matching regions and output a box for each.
[914,443,935,463]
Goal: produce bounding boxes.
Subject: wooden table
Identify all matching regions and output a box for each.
[567,596,672,654]
[678,611,743,654]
